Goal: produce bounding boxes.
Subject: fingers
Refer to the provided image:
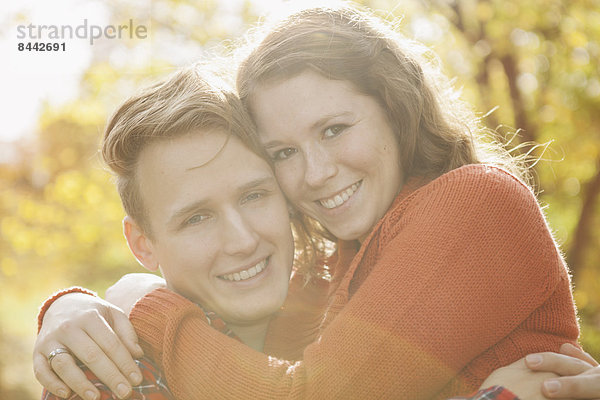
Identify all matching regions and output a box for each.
[63,316,135,399]
[34,293,143,399]
[526,352,593,376]
[87,309,143,385]
[560,343,600,367]
[33,352,71,399]
[108,306,144,359]
[48,349,101,400]
[526,351,600,399]
[542,370,600,399]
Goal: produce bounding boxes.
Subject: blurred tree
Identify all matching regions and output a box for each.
[401,0,600,357]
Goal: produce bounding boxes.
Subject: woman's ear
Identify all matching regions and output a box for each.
[123,216,160,272]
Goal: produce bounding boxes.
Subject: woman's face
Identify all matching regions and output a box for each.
[251,70,404,241]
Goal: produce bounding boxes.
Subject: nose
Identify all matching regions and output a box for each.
[303,143,338,188]
[221,209,260,256]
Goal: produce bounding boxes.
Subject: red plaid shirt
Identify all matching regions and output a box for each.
[449,386,520,400]
[41,356,173,400]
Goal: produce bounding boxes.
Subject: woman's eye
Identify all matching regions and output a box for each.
[185,214,209,226]
[272,147,297,161]
[323,125,347,138]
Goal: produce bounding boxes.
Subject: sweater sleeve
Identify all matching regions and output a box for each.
[130,165,577,400]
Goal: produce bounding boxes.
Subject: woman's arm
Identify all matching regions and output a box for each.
[33,274,165,399]
[105,273,167,316]
[35,294,600,399]
[128,166,580,399]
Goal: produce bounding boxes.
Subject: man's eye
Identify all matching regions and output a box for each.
[185,214,209,226]
[323,124,347,138]
[242,191,267,204]
[272,147,297,161]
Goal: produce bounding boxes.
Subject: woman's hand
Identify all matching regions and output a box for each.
[480,358,560,400]
[33,292,144,400]
[524,343,600,399]
[105,273,166,316]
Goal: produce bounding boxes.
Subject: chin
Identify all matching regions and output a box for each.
[227,308,277,326]
[330,224,369,242]
[233,294,287,322]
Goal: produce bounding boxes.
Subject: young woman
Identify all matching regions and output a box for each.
[34,5,600,400]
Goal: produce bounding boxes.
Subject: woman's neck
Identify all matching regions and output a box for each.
[227,318,271,352]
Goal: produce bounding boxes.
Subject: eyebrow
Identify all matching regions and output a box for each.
[167,175,277,226]
[238,175,277,193]
[261,111,353,150]
[309,111,353,131]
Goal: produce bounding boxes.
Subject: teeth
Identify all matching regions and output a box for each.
[319,182,361,209]
[220,259,267,282]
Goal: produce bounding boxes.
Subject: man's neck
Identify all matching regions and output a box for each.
[227,318,271,352]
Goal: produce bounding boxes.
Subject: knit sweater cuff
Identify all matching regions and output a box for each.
[37,287,98,333]
[130,288,208,365]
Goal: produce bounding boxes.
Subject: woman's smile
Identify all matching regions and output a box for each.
[252,70,404,241]
[317,180,362,210]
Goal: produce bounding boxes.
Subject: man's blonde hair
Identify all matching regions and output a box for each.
[102,65,266,237]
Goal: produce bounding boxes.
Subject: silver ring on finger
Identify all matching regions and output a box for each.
[47,348,71,365]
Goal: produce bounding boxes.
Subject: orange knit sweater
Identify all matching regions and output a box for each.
[130,164,579,399]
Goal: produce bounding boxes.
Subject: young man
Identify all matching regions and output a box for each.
[39,65,295,399]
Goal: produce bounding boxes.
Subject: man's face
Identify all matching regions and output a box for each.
[129,130,294,326]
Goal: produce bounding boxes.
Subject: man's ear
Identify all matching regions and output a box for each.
[123,216,159,272]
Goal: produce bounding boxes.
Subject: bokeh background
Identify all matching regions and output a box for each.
[1,0,599,398]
